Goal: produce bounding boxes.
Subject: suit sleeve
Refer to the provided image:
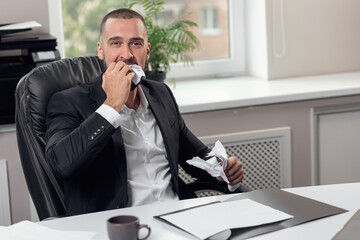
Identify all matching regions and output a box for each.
[45,91,116,180]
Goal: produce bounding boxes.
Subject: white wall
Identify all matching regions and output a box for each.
[246,0,360,79]
[266,0,360,79]
[245,0,269,79]
[0,0,49,34]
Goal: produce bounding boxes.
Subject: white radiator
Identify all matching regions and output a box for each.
[199,127,292,190]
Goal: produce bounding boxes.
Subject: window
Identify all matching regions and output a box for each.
[57,0,245,79]
[170,0,245,79]
[200,7,221,36]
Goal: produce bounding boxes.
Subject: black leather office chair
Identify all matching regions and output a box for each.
[15,56,104,220]
[15,56,243,220]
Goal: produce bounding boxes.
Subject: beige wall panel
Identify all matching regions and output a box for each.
[182,95,360,187]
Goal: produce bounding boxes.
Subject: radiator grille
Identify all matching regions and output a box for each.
[179,127,291,195]
[179,167,196,184]
[225,140,281,190]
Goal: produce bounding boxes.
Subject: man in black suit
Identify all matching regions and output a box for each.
[45,8,244,216]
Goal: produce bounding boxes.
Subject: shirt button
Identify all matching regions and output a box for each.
[88,135,94,140]
[145,159,150,163]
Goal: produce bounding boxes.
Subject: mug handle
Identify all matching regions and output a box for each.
[138,224,151,240]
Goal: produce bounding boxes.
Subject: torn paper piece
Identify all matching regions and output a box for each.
[130,64,145,85]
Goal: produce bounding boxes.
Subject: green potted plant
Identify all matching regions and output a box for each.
[127,0,200,81]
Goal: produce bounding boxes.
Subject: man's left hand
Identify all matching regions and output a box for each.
[224,157,244,185]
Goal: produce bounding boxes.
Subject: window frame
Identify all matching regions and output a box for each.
[48,0,65,58]
[50,0,245,80]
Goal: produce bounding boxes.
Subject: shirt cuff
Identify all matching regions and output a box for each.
[96,104,121,129]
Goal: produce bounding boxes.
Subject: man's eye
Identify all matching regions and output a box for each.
[111,41,120,46]
[132,42,143,47]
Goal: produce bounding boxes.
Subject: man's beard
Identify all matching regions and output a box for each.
[101,52,145,91]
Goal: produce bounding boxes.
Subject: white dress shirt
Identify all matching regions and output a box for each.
[96,86,179,207]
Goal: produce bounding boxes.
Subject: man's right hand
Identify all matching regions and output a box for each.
[102,61,136,112]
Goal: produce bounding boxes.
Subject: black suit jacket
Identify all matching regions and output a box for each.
[45,77,214,216]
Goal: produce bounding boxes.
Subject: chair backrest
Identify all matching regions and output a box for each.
[15,56,104,220]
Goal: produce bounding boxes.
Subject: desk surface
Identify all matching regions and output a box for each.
[39,182,360,239]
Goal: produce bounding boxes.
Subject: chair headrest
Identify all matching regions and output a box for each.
[17,56,104,140]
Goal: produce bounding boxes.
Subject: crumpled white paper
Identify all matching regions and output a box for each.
[130,64,145,85]
[187,140,241,192]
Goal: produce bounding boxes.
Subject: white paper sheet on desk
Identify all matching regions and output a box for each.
[0,221,95,240]
[186,140,241,191]
[160,199,293,240]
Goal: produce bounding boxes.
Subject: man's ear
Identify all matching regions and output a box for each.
[97,42,104,60]
[146,43,151,61]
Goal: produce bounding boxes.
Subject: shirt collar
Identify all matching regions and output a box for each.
[136,86,149,113]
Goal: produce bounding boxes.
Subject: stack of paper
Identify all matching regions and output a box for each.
[0,221,95,240]
[0,21,41,31]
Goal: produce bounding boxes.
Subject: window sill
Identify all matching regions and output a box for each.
[169,71,360,114]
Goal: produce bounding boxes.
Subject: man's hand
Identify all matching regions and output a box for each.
[224,157,244,185]
[102,61,135,112]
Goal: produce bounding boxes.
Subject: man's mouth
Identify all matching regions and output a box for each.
[115,59,137,66]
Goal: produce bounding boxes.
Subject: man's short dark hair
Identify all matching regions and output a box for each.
[100,8,147,42]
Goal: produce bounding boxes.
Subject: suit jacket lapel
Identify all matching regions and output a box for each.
[141,84,179,191]
[89,80,179,201]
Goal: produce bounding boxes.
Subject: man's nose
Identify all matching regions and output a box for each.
[120,45,133,59]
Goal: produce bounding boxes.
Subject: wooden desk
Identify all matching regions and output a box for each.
[39,182,360,239]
